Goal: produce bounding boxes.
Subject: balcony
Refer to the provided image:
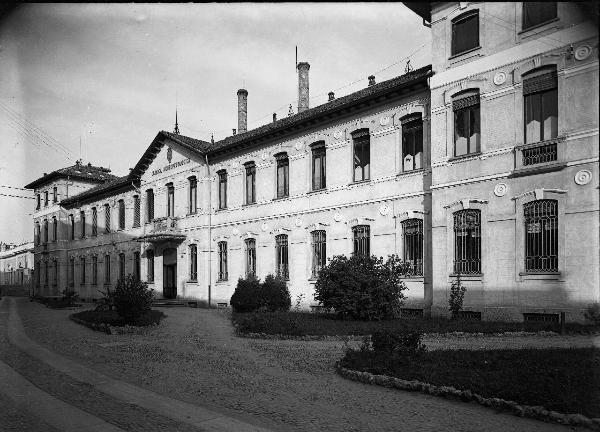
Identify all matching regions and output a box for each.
[135,216,185,243]
[511,137,566,178]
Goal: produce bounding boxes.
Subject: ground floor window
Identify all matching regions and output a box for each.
[311,230,326,278]
[92,256,98,285]
[80,257,86,285]
[133,251,141,281]
[218,241,228,281]
[53,260,58,286]
[104,254,111,285]
[69,258,75,287]
[275,234,289,280]
[352,225,370,256]
[402,219,423,276]
[189,245,197,281]
[147,250,154,282]
[245,239,256,277]
[118,253,125,280]
[524,199,558,272]
[453,209,481,274]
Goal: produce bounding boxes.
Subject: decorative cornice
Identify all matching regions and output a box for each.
[511,188,568,201]
[345,216,375,225]
[443,198,489,209]
[304,222,330,230]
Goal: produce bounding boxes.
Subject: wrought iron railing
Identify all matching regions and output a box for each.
[516,137,564,167]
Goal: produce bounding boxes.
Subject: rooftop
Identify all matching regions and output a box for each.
[24,161,118,190]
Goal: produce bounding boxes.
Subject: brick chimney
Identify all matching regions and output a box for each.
[328,91,335,101]
[297,62,310,113]
[368,75,376,86]
[237,89,248,133]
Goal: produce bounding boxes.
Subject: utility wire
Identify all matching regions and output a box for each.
[0,185,32,192]
[0,192,35,199]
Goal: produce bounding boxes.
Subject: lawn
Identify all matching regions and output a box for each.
[231,311,598,337]
[339,347,600,418]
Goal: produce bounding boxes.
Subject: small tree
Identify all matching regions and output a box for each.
[448,272,466,319]
[114,275,154,324]
[260,274,291,312]
[230,274,262,312]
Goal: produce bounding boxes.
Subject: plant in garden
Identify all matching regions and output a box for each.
[371,329,426,353]
[260,274,291,312]
[230,274,291,313]
[294,293,306,312]
[448,272,466,319]
[95,285,115,311]
[61,288,79,306]
[113,275,154,324]
[314,254,409,320]
[584,303,600,324]
[230,274,262,312]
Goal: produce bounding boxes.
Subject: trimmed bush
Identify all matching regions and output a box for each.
[371,329,426,353]
[114,275,154,324]
[230,275,262,312]
[314,254,409,321]
[260,274,291,312]
[230,274,291,313]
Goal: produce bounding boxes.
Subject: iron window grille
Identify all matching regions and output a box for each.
[453,209,481,274]
[218,170,227,209]
[146,189,154,222]
[524,199,558,272]
[166,183,175,218]
[245,162,256,204]
[351,129,370,182]
[311,230,326,278]
[189,245,198,281]
[352,225,370,257]
[118,200,125,230]
[104,254,111,285]
[92,255,98,285]
[523,66,558,148]
[80,257,86,284]
[188,177,197,214]
[53,186,57,203]
[522,2,557,30]
[104,204,111,233]
[91,207,97,236]
[275,234,289,280]
[275,153,289,199]
[245,238,256,277]
[451,10,479,56]
[401,115,423,171]
[118,253,125,280]
[402,219,423,276]
[147,250,154,282]
[217,241,228,281]
[453,90,480,157]
[133,252,141,281]
[311,142,326,191]
[133,195,140,227]
[70,215,75,239]
[52,217,57,242]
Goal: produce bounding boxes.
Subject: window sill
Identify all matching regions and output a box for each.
[216,279,228,284]
[187,280,198,284]
[242,202,258,208]
[400,275,424,281]
[519,272,561,281]
[450,273,483,281]
[448,152,481,162]
[307,188,327,195]
[509,162,566,179]
[518,17,560,36]
[397,168,425,177]
[272,195,290,202]
[449,45,481,61]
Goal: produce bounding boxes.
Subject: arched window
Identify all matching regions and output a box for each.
[217,170,227,209]
[188,177,197,214]
[70,214,75,239]
[351,129,370,182]
[352,225,370,256]
[80,210,86,238]
[453,209,481,274]
[166,183,175,218]
[133,195,140,227]
[245,238,256,277]
[523,65,558,147]
[92,207,98,236]
[275,153,289,199]
[218,241,228,281]
[104,204,111,233]
[53,260,58,286]
[275,234,289,280]
[244,162,256,204]
[311,230,326,278]
[401,219,423,276]
[524,200,558,272]
[118,199,125,229]
[453,89,480,157]
[401,114,423,171]
[146,189,154,222]
[310,141,326,191]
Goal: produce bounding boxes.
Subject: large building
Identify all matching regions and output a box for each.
[25,2,598,321]
[0,241,34,296]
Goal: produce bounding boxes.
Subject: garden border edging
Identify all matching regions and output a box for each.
[69,315,158,335]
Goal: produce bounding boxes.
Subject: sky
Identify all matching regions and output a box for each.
[0,3,431,244]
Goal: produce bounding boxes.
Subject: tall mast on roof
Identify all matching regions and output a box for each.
[174,92,180,135]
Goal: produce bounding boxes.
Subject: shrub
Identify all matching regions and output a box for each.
[314,254,409,320]
[61,288,79,306]
[230,274,262,312]
[584,303,600,324]
[95,285,115,311]
[113,275,154,324]
[371,329,426,353]
[448,273,466,319]
[260,274,291,312]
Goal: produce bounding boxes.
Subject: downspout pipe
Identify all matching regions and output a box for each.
[205,154,212,307]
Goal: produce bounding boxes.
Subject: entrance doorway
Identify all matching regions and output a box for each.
[163,248,177,299]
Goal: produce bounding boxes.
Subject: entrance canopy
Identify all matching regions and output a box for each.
[135,216,186,243]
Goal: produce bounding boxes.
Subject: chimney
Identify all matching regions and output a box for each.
[368,75,376,86]
[232,128,236,135]
[297,62,310,113]
[273,113,277,123]
[328,91,335,101]
[237,89,248,133]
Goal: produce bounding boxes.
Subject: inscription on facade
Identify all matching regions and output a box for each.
[152,158,191,176]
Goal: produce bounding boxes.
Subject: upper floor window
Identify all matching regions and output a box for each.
[217,170,227,210]
[402,219,423,276]
[453,209,481,274]
[133,195,140,227]
[352,129,370,182]
[401,114,423,171]
[453,89,480,157]
[36,194,40,210]
[189,244,198,281]
[147,250,154,282]
[146,189,154,222]
[311,230,326,279]
[92,255,98,285]
[35,222,40,245]
[118,199,125,230]
[523,2,557,30]
[352,225,370,256]
[69,257,75,287]
[217,241,228,281]
[275,234,289,280]
[80,211,86,238]
[188,177,197,214]
[44,191,49,207]
[311,141,326,191]
[451,10,479,57]
[275,153,289,199]
[118,253,126,280]
[244,162,256,204]
[104,204,111,233]
[43,219,49,244]
[104,254,111,285]
[92,207,97,236]
[52,216,58,242]
[245,238,256,277]
[133,251,141,281]
[524,199,558,273]
[166,183,175,218]
[80,257,86,284]
[52,186,57,203]
[523,66,558,144]
[53,260,58,286]
[69,214,75,240]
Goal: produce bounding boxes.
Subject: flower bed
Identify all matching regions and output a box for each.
[70,310,165,334]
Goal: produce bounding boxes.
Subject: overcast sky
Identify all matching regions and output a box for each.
[0,3,431,244]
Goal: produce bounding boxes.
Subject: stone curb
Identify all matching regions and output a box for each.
[336,364,600,431]
[69,315,159,335]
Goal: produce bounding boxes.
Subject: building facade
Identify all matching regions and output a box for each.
[0,241,34,296]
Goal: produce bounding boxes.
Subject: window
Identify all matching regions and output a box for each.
[245,238,256,277]
[133,195,140,227]
[104,254,111,285]
[402,219,423,276]
[104,204,111,233]
[80,257,86,285]
[352,129,370,182]
[451,10,479,56]
[53,260,58,286]
[523,66,558,145]
[453,90,480,157]
[245,162,256,204]
[43,219,48,244]
[36,262,40,287]
[147,250,154,282]
[36,194,40,210]
[524,200,558,272]
[166,183,175,218]
[92,255,98,285]
[70,214,75,239]
[118,253,126,279]
[311,230,326,278]
[80,211,86,238]
[523,2,557,30]
[275,153,289,199]
[188,177,197,214]
[53,186,57,203]
[52,216,57,242]
[401,115,423,171]
[218,241,228,281]
[44,191,49,207]
[453,209,481,274]
[118,199,125,230]
[146,189,154,222]
[34,222,40,245]
[92,207,97,236]
[185,244,197,281]
[218,170,227,209]
[69,257,75,287]
[352,225,370,256]
[311,142,326,190]
[44,261,48,287]
[133,252,141,281]
[275,234,289,280]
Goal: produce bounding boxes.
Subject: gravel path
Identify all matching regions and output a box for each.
[14,299,586,432]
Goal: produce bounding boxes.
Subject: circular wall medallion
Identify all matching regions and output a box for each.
[294,141,303,151]
[493,71,507,86]
[379,204,390,216]
[494,183,508,197]
[294,217,302,227]
[333,212,342,222]
[261,222,269,232]
[379,116,390,126]
[574,45,592,61]
[333,130,342,140]
[232,227,239,236]
[574,169,592,185]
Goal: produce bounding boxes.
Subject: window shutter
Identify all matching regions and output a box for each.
[452,92,480,111]
[523,69,557,95]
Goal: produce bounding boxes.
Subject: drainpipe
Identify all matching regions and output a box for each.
[204,154,212,307]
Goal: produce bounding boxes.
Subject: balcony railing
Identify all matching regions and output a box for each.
[151,216,179,233]
[515,137,565,169]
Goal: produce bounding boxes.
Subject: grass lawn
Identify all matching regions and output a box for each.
[232,311,598,336]
[71,309,165,327]
[339,348,600,418]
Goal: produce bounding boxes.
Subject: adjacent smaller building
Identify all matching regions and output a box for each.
[0,241,34,296]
